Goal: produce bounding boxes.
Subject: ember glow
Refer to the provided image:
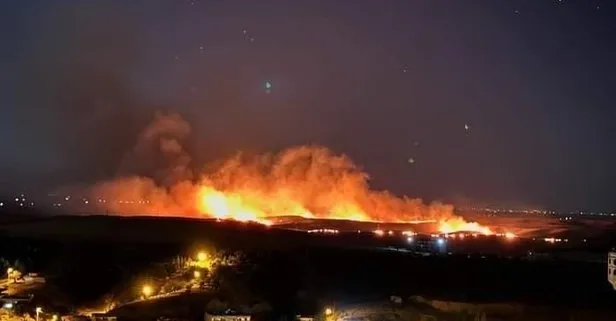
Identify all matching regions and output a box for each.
[438,217,494,235]
[89,113,494,234]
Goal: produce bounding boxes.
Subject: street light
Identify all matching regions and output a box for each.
[193,270,201,279]
[324,307,333,316]
[142,284,153,298]
[197,251,208,262]
[51,315,58,321]
[36,307,42,321]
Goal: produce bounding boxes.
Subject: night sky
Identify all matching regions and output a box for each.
[1,0,615,211]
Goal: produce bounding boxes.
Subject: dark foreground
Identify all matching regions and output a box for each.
[0,214,614,320]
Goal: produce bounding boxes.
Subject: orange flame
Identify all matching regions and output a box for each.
[89,114,495,234]
[438,217,493,235]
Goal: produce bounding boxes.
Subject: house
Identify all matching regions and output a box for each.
[204,312,250,321]
[91,313,117,321]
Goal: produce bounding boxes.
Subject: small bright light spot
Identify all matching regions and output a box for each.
[504,232,516,240]
[36,307,42,313]
[407,237,414,243]
[437,238,445,245]
[3,302,13,309]
[197,251,208,262]
[373,229,384,236]
[265,81,272,89]
[142,285,153,297]
[194,270,201,279]
[324,308,333,316]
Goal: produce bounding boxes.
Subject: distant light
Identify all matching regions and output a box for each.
[14,198,19,202]
[193,270,201,279]
[437,238,445,246]
[3,302,13,309]
[142,285,153,297]
[373,229,384,236]
[265,81,272,89]
[324,308,333,316]
[406,237,414,243]
[197,251,208,262]
[0,202,3,207]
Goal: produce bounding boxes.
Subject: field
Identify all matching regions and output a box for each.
[0,214,615,320]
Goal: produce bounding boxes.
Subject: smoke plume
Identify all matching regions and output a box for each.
[91,113,457,223]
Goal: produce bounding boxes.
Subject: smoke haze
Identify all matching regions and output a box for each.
[91,113,456,223]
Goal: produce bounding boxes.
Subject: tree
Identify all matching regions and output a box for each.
[206,298,228,312]
[13,260,26,273]
[251,302,272,314]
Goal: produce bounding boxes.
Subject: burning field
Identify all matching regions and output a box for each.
[86,113,495,235]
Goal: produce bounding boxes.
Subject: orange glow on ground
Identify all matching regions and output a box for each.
[438,218,493,235]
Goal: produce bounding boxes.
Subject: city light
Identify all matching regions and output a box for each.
[36,307,42,321]
[194,270,201,279]
[407,237,414,243]
[3,303,13,309]
[437,238,445,246]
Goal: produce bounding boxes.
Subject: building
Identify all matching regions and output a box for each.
[91,313,117,321]
[204,312,250,321]
[406,235,447,255]
[608,251,616,290]
[0,294,34,307]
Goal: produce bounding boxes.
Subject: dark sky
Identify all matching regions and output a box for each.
[1,0,615,211]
